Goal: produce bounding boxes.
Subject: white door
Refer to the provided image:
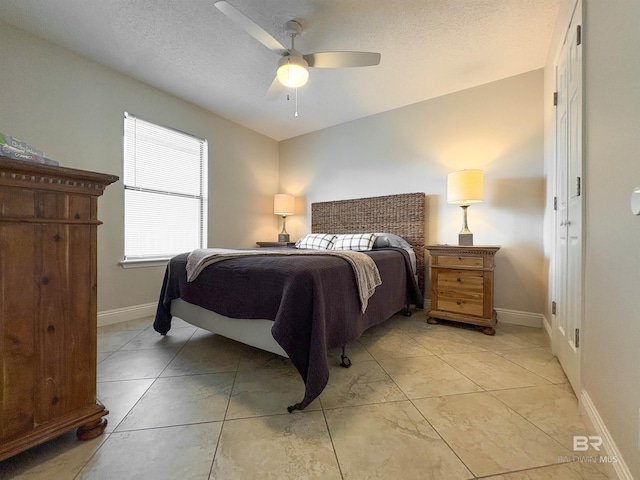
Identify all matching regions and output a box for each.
[554,3,582,394]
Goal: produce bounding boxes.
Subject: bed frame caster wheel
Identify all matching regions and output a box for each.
[339,345,352,368]
[340,354,352,368]
[426,317,439,325]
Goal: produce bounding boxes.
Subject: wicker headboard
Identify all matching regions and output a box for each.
[311,192,427,293]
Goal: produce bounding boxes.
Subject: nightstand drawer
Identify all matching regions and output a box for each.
[438,270,484,293]
[437,290,483,316]
[437,255,484,268]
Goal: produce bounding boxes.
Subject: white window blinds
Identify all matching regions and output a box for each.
[123,112,207,260]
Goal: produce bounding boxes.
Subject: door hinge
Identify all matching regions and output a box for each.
[552,301,557,315]
[553,196,558,211]
[575,328,580,348]
[576,176,581,196]
[577,25,582,46]
[553,91,558,106]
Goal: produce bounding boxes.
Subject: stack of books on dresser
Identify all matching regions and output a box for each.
[0,131,59,166]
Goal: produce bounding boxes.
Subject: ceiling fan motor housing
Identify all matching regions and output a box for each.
[284,20,303,38]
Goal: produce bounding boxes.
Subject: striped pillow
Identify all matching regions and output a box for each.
[331,233,377,251]
[295,233,336,250]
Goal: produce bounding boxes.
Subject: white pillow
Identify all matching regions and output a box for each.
[331,233,376,251]
[295,233,336,250]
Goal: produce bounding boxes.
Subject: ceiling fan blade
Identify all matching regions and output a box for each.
[266,75,285,99]
[214,1,288,55]
[303,51,381,68]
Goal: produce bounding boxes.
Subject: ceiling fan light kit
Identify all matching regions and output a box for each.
[277,55,309,88]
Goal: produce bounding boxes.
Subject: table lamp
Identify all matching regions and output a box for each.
[447,170,483,246]
[274,193,295,242]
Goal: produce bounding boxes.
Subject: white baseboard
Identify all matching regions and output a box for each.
[422,302,544,329]
[495,308,543,328]
[97,302,157,327]
[100,303,545,330]
[580,390,633,480]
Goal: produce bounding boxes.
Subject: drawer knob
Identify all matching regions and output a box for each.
[456,300,462,305]
[457,256,462,261]
[456,278,462,282]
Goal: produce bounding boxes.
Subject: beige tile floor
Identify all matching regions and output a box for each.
[1,312,616,479]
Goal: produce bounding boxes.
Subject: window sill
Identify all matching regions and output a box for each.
[119,257,171,269]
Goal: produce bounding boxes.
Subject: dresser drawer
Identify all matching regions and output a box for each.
[37,192,93,221]
[437,255,484,268]
[438,269,484,293]
[0,189,94,222]
[0,188,35,217]
[436,290,484,316]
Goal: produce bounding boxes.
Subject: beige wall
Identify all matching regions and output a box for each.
[0,22,280,313]
[582,0,640,475]
[280,70,546,314]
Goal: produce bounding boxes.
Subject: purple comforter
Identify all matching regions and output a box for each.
[154,248,423,410]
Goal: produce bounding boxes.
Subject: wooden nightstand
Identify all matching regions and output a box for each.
[256,241,296,248]
[426,245,500,335]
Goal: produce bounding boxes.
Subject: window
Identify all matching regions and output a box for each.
[123,112,207,263]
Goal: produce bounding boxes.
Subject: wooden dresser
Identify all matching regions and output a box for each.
[0,156,118,461]
[426,245,500,335]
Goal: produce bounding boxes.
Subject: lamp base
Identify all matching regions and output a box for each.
[457,204,474,246]
[458,233,474,246]
[278,233,290,243]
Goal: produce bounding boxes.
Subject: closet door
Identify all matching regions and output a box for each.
[554,1,583,395]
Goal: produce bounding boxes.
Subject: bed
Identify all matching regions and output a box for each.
[154,192,426,411]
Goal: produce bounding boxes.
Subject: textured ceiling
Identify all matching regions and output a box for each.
[0,0,558,140]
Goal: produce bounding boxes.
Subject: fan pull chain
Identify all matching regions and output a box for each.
[285,91,299,118]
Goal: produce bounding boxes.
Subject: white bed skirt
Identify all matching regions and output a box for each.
[170,298,288,357]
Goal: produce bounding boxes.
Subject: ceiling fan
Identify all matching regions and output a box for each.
[214,1,381,97]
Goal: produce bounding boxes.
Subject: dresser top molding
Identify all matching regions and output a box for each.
[0,156,119,195]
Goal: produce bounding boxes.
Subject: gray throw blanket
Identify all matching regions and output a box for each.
[186,248,382,313]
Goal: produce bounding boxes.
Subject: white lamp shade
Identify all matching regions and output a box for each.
[274,193,295,216]
[277,55,309,88]
[447,170,484,204]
